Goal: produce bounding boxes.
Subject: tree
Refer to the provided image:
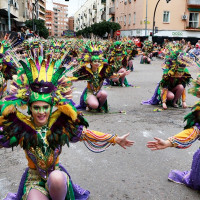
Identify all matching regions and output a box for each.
[77,21,121,38]
[25,19,49,39]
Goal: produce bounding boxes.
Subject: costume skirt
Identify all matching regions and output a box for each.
[3,164,90,200]
[168,148,200,190]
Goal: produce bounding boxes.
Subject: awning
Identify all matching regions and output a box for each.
[0,9,17,19]
[16,21,26,26]
[188,8,200,12]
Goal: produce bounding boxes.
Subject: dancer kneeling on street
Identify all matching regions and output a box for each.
[147,75,200,190]
[0,54,134,200]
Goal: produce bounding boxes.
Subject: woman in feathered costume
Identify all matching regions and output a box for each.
[0,39,18,99]
[147,73,200,191]
[142,44,193,110]
[0,50,134,200]
[108,41,131,87]
[140,40,153,64]
[73,43,115,112]
[125,40,138,72]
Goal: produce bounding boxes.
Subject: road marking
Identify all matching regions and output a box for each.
[143,131,151,138]
[158,130,164,135]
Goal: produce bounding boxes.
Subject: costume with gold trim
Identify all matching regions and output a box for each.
[0,48,117,200]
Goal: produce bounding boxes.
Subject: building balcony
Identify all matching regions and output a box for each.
[109,7,115,15]
[39,8,45,15]
[185,26,200,31]
[188,0,200,6]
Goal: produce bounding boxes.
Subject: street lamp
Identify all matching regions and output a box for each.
[152,0,171,38]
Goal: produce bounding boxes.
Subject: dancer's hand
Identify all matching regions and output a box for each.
[147,137,172,151]
[115,133,134,149]
[126,70,130,75]
[182,102,187,109]
[162,102,167,110]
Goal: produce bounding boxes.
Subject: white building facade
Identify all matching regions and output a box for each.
[74,0,114,32]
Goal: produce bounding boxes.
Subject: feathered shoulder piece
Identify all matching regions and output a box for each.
[73,64,93,80]
[0,107,89,150]
[184,102,200,129]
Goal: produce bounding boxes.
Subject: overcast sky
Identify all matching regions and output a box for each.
[46,0,87,17]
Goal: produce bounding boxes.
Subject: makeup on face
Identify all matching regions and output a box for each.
[92,60,101,64]
[32,105,50,114]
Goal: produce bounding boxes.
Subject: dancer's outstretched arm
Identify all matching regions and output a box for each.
[147,127,200,151]
[115,133,134,149]
[147,137,172,151]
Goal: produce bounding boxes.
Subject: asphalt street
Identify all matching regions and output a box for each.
[1,56,200,200]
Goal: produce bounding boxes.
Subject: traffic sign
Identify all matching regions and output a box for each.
[116,30,121,36]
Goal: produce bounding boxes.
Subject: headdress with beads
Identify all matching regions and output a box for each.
[79,42,103,63]
[0,52,78,121]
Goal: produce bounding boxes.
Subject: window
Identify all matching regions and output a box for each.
[124,15,126,25]
[116,17,118,23]
[133,12,136,24]
[163,11,170,23]
[129,14,131,25]
[116,0,118,8]
[189,13,199,28]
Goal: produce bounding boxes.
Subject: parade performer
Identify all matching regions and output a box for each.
[73,43,114,112]
[125,40,138,71]
[0,40,18,99]
[0,53,134,200]
[142,46,193,110]
[146,74,200,190]
[140,40,153,64]
[108,41,131,87]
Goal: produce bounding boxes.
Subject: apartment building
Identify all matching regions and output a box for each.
[46,10,54,36]
[0,0,33,31]
[53,2,68,37]
[68,17,74,31]
[114,0,200,38]
[36,0,46,20]
[26,0,34,20]
[74,0,107,32]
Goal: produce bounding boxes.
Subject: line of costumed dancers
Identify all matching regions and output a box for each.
[1,35,200,199]
[0,37,134,199]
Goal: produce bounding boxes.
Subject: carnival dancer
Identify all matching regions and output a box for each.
[108,41,131,87]
[142,45,193,110]
[0,50,134,200]
[73,44,114,113]
[146,75,200,190]
[125,40,138,71]
[0,39,18,99]
[140,40,153,64]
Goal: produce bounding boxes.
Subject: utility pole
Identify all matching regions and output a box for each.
[8,0,11,32]
[145,0,148,36]
[32,0,39,32]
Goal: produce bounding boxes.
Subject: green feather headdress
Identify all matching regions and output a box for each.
[0,50,78,121]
